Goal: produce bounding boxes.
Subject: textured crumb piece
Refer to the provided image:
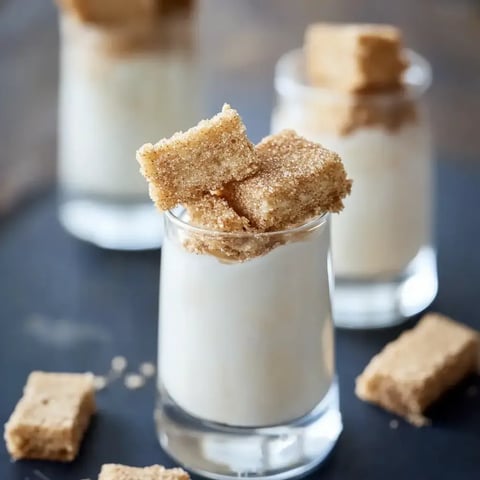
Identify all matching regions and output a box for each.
[56,0,158,24]
[4,372,95,461]
[183,232,275,264]
[183,194,271,261]
[111,355,127,373]
[137,104,258,211]
[224,130,352,230]
[356,313,479,425]
[186,194,251,232]
[99,464,190,480]
[139,362,156,378]
[124,373,145,390]
[305,23,407,92]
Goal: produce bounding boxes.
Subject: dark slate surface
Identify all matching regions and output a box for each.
[1,159,480,480]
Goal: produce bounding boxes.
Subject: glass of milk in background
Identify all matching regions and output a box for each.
[57,1,200,250]
[155,210,341,479]
[271,48,437,328]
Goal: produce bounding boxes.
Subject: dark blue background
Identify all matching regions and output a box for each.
[0,159,479,480]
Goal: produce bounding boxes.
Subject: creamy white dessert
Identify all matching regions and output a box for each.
[272,110,432,277]
[58,16,199,200]
[159,217,334,427]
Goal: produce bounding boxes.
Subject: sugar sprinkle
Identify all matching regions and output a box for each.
[389,419,399,430]
[111,356,127,373]
[124,373,145,390]
[93,375,108,391]
[139,362,156,378]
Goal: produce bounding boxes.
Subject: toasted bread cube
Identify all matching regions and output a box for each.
[182,194,273,262]
[4,372,95,461]
[305,23,407,92]
[99,464,190,480]
[224,130,352,230]
[356,313,479,426]
[186,194,250,232]
[137,104,258,211]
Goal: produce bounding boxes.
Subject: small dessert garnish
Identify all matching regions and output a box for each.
[304,23,407,92]
[137,106,351,261]
[224,129,352,230]
[4,371,95,461]
[137,104,258,211]
[98,464,190,480]
[187,194,251,232]
[356,313,479,426]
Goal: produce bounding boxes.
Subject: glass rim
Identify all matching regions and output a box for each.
[274,48,432,102]
[165,208,329,238]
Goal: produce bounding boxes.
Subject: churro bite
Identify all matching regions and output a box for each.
[4,371,95,461]
[99,464,190,480]
[187,194,251,232]
[137,104,258,210]
[224,130,352,231]
[305,23,407,92]
[356,313,479,426]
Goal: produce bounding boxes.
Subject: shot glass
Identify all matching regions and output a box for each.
[155,209,342,479]
[57,3,199,250]
[271,48,437,328]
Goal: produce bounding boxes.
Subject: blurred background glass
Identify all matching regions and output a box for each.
[57,0,199,250]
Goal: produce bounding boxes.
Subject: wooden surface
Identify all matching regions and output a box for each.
[1,0,480,213]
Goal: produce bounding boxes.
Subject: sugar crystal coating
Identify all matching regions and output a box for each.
[137,104,258,211]
[224,130,352,230]
[186,194,251,232]
[356,313,479,425]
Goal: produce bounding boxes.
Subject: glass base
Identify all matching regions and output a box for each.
[333,246,438,329]
[59,196,163,250]
[155,381,342,480]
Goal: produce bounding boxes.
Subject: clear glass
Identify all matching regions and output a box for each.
[271,48,438,328]
[57,5,199,250]
[155,211,342,480]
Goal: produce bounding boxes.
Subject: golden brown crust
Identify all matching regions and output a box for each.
[56,0,194,25]
[305,23,408,93]
[223,130,352,230]
[286,92,418,137]
[186,194,251,232]
[4,372,95,461]
[60,7,195,58]
[137,104,258,211]
[355,313,479,425]
[99,464,190,480]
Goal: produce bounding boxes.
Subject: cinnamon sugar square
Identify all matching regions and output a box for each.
[99,464,190,480]
[356,313,479,426]
[186,194,250,232]
[4,372,95,461]
[305,23,407,92]
[137,104,258,211]
[224,130,352,230]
